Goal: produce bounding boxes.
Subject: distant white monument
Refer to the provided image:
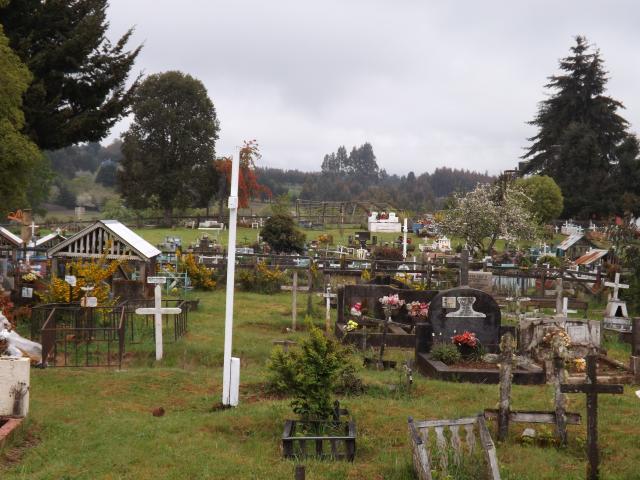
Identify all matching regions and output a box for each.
[367,211,401,232]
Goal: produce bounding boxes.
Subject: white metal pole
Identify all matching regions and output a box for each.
[222,151,240,406]
[402,218,408,260]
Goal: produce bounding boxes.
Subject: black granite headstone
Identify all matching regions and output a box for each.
[417,287,502,353]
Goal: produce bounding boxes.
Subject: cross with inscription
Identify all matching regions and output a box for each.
[561,354,623,480]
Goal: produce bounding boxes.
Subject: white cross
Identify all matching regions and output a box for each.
[135,278,181,361]
[554,225,559,234]
[562,297,577,316]
[604,273,629,301]
[323,284,337,331]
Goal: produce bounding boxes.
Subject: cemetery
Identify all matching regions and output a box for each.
[0,212,638,479]
[2,3,640,479]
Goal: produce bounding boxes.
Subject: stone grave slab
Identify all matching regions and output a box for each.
[415,287,545,384]
[336,283,437,348]
[421,287,502,353]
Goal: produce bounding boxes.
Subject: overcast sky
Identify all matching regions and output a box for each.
[105,0,640,175]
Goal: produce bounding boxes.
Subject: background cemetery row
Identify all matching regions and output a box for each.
[1,209,639,479]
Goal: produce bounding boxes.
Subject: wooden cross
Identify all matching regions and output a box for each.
[135,277,181,361]
[322,284,337,332]
[561,354,623,480]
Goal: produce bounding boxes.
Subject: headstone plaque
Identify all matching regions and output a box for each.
[21,287,33,298]
[442,297,457,309]
[468,271,493,293]
[419,287,502,353]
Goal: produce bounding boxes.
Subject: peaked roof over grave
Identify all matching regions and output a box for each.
[28,230,66,250]
[556,233,586,251]
[0,226,23,248]
[48,220,161,261]
[574,249,609,266]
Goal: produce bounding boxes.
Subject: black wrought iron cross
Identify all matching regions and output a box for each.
[560,354,623,480]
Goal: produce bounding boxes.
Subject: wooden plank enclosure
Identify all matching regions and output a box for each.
[282,419,356,461]
[408,415,501,480]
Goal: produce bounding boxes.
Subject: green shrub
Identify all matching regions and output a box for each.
[430,343,462,365]
[237,262,284,294]
[372,246,403,261]
[267,326,360,419]
[538,255,562,268]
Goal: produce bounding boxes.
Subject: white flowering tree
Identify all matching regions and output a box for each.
[441,182,539,256]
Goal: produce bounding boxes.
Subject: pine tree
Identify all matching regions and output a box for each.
[0,6,50,214]
[0,0,141,150]
[522,36,639,219]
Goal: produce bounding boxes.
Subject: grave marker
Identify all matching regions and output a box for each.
[323,285,337,332]
[561,355,623,480]
[135,277,181,361]
[603,273,631,332]
[422,287,502,353]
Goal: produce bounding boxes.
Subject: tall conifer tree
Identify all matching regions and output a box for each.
[0,0,141,150]
[522,36,639,218]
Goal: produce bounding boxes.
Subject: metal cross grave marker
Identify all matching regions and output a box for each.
[561,354,623,480]
[136,276,181,361]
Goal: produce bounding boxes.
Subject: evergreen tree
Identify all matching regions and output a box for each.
[0,0,141,150]
[0,6,50,215]
[118,71,219,225]
[522,36,640,218]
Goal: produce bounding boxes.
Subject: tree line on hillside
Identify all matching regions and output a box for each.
[257,160,494,212]
[2,2,639,226]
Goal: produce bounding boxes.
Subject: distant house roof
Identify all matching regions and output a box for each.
[557,234,585,251]
[48,220,160,261]
[0,227,23,248]
[574,249,609,266]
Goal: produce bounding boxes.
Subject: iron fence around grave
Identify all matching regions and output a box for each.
[120,299,189,344]
[33,304,126,368]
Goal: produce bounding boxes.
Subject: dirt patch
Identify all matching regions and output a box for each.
[0,425,40,469]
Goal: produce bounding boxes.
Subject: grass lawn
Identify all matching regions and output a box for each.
[133,226,419,250]
[2,288,640,480]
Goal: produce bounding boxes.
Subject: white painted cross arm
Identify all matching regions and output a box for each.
[135,306,182,316]
[604,272,629,300]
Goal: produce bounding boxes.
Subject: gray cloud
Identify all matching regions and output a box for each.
[105,0,640,175]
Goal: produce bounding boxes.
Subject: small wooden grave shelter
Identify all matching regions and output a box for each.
[47,220,161,299]
[408,415,501,480]
[556,234,596,260]
[0,227,22,262]
[0,227,23,291]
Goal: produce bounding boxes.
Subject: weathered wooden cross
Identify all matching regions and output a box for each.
[561,354,623,480]
[135,277,181,361]
[323,284,337,332]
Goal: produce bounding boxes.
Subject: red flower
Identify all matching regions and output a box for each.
[452,331,478,348]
